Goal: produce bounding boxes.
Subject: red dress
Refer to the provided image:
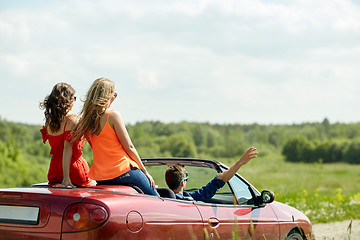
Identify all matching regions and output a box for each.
[40,119,91,186]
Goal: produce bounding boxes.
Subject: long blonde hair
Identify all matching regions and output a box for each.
[73,78,115,140]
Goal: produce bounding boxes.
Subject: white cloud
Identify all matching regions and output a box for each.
[136,69,159,90]
[0,0,359,124]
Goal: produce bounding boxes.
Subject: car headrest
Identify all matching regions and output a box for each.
[156,187,176,199]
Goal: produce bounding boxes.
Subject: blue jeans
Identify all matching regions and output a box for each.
[97,167,159,197]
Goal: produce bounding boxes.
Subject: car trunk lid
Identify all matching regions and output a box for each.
[0,187,83,240]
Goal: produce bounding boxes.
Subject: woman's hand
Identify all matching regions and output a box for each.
[54,178,75,188]
[144,171,156,189]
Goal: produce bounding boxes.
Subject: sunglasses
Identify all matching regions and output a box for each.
[73,96,76,102]
[113,92,118,99]
[180,171,189,183]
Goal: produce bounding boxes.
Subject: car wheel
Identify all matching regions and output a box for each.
[285,230,304,240]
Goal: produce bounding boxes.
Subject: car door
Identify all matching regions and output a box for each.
[194,174,279,240]
[139,197,206,240]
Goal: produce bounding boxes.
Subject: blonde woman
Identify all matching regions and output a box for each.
[73,78,159,196]
[40,83,93,188]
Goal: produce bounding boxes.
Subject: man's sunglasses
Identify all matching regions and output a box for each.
[180,171,189,183]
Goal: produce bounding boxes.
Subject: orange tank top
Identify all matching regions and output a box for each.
[89,112,139,181]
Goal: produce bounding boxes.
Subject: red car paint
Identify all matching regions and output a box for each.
[0,158,315,240]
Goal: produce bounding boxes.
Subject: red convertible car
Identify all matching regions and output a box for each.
[0,158,314,240]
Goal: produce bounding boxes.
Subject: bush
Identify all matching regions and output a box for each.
[160,133,197,157]
[282,136,360,164]
[282,135,308,162]
[344,140,360,164]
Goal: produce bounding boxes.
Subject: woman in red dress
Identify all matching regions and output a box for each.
[40,83,94,187]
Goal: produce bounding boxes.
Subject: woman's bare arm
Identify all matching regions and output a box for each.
[110,110,156,188]
[56,115,77,188]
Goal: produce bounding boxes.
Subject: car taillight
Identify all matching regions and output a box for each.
[40,204,50,223]
[62,203,108,232]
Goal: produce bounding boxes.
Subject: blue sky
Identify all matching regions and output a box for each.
[1,0,359,125]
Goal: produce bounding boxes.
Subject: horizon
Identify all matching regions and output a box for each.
[1,114,357,127]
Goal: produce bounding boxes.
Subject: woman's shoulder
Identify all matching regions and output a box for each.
[40,126,48,143]
[67,114,79,122]
[107,110,124,127]
[64,114,79,131]
[108,109,122,120]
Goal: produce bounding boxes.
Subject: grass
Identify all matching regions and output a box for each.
[220,151,360,224]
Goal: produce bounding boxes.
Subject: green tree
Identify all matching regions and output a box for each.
[344,140,360,164]
[282,135,308,162]
[161,133,197,157]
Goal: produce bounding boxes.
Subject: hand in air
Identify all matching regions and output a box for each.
[239,147,257,166]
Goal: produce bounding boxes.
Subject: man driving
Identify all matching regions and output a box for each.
[165,147,257,201]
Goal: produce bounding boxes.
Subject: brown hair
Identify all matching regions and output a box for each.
[39,83,75,133]
[165,165,187,190]
[73,78,115,140]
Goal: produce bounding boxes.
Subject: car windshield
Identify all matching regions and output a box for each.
[146,165,221,189]
[146,164,236,204]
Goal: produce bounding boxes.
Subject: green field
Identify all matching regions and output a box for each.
[1,118,360,224]
[221,152,360,224]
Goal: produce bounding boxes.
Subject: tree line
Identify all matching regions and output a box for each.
[0,117,359,187]
[283,135,360,164]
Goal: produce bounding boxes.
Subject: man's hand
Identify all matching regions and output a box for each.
[238,147,257,166]
[217,147,258,183]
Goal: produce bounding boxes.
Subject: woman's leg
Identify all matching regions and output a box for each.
[128,168,160,196]
[97,168,159,197]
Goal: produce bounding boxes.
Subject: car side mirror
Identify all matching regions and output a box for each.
[256,190,275,207]
[261,190,275,204]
